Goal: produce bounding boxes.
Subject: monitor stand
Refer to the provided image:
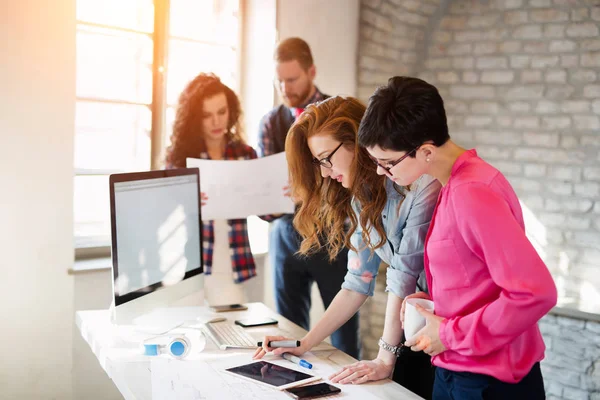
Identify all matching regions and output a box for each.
[110,276,207,334]
[131,306,208,335]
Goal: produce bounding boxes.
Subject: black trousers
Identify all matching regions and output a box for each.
[433,362,545,400]
[392,345,436,400]
[269,215,361,359]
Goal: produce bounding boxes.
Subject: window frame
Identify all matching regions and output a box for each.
[74,0,244,260]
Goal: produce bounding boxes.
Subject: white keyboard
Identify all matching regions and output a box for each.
[203,321,257,350]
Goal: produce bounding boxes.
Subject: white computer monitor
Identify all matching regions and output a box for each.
[109,168,204,328]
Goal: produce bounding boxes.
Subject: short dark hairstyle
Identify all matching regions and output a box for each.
[274,37,314,70]
[358,76,450,154]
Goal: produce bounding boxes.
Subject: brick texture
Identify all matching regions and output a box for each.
[357,0,600,397]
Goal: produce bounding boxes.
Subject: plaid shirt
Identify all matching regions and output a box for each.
[167,141,257,283]
[257,87,327,157]
[257,88,327,221]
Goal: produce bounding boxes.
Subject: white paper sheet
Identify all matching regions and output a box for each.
[186,153,295,220]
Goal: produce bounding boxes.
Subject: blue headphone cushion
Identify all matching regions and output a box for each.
[170,340,186,356]
[143,344,159,356]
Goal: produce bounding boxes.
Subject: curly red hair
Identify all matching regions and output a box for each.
[165,73,245,168]
[285,96,387,260]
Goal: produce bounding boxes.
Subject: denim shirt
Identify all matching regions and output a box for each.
[342,174,441,298]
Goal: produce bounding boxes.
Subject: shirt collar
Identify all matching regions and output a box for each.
[450,149,478,176]
[385,178,406,200]
[290,86,325,114]
[199,140,233,160]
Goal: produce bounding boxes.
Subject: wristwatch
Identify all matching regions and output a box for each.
[378,337,404,357]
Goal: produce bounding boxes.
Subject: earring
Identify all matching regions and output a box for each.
[426,158,430,162]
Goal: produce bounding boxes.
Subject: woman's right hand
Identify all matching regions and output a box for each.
[400,292,431,329]
[252,336,309,360]
[201,192,208,207]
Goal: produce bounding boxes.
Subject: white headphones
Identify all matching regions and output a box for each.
[143,334,191,359]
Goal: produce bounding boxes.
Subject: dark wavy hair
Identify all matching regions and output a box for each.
[285,96,387,261]
[165,73,245,168]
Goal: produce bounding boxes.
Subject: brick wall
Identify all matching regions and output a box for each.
[358,0,600,301]
[418,1,600,305]
[539,314,600,400]
[359,265,387,359]
[358,0,444,100]
[357,0,600,397]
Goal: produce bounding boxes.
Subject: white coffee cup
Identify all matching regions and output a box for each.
[403,298,435,341]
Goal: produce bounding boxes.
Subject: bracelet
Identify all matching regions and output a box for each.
[378,337,404,357]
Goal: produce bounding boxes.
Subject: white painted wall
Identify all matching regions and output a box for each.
[73,269,122,399]
[277,0,360,98]
[241,0,278,148]
[0,1,75,399]
[242,0,360,141]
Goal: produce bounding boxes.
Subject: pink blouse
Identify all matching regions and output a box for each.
[425,149,557,383]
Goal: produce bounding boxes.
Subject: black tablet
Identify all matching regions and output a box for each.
[224,361,320,390]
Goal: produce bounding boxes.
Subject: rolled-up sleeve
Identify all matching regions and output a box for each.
[341,204,382,296]
[386,177,440,298]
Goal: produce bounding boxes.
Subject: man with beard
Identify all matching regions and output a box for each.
[257,37,360,359]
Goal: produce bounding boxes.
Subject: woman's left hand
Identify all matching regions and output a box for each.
[403,304,447,357]
[283,184,300,204]
[329,358,393,385]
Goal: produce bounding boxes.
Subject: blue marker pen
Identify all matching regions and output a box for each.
[282,353,313,369]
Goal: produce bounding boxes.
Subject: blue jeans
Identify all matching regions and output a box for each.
[433,362,545,400]
[270,215,361,359]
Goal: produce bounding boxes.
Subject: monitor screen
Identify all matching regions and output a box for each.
[109,168,202,306]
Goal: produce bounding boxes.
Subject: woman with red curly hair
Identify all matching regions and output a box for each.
[253,96,441,399]
[165,73,257,305]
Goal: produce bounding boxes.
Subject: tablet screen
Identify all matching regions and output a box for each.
[225,361,314,388]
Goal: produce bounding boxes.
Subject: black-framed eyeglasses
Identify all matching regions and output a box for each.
[312,142,344,169]
[370,146,419,173]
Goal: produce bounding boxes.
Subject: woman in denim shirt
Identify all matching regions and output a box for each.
[253,96,441,399]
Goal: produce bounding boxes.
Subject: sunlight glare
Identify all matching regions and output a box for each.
[158,205,187,274]
[520,200,547,260]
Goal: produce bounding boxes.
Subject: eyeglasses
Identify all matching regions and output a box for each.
[312,142,344,169]
[370,146,419,173]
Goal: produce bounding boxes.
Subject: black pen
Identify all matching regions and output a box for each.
[257,340,301,348]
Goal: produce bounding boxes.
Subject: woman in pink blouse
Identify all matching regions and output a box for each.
[357,76,557,399]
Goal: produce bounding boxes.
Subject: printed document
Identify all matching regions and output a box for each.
[187,153,294,220]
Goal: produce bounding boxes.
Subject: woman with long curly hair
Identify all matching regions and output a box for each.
[165,73,257,305]
[253,96,441,399]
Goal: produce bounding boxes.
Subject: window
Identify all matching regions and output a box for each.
[74,0,261,257]
[164,0,241,146]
